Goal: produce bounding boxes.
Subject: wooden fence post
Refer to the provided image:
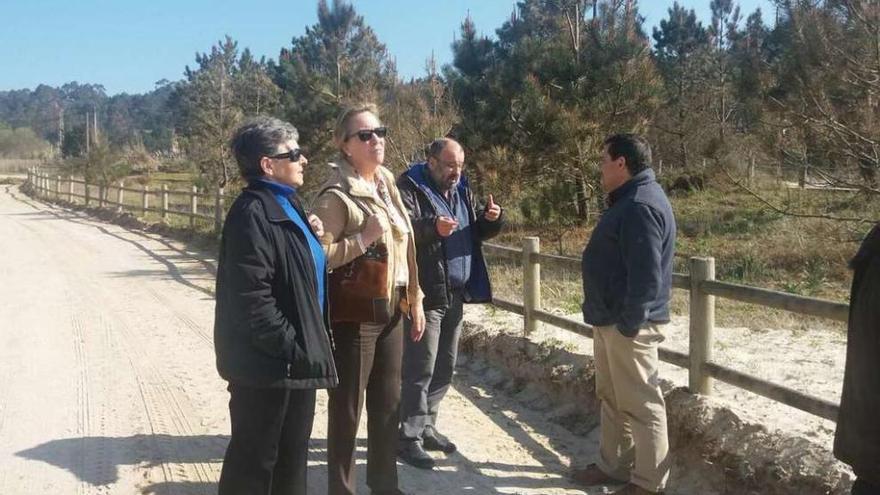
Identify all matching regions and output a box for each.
[117,180,125,213]
[56,175,61,199]
[142,185,149,214]
[689,257,716,395]
[68,178,74,203]
[161,184,169,221]
[98,184,105,208]
[84,180,91,206]
[214,186,225,236]
[523,236,541,336]
[190,185,198,228]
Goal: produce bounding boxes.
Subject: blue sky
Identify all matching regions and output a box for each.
[0,0,773,96]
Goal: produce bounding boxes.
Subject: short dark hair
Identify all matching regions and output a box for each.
[230,116,299,180]
[604,133,651,176]
[425,137,460,160]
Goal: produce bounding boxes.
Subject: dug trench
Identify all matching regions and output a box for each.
[457,307,854,495]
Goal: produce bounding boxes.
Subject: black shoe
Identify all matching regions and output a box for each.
[423,429,457,454]
[398,441,436,469]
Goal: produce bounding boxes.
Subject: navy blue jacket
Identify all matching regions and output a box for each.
[214,183,337,389]
[581,169,676,337]
[398,163,504,310]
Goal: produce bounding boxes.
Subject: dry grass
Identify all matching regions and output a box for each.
[486,175,876,333]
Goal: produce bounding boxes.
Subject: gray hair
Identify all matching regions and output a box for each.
[230,116,299,180]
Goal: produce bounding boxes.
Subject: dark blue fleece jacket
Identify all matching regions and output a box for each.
[581,169,676,337]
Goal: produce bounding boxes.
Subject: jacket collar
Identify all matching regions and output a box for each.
[608,168,656,205]
[254,177,297,197]
[327,158,381,200]
[244,180,296,224]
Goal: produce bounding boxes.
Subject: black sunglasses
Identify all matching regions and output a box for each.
[346,127,388,142]
[268,148,303,161]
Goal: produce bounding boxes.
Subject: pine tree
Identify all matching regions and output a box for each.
[273,0,396,172]
[652,2,710,168]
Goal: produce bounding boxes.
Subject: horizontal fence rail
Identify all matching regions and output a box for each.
[28,169,228,234]
[483,237,846,423]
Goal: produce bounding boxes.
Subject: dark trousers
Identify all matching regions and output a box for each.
[218,384,317,495]
[327,310,404,495]
[399,290,464,442]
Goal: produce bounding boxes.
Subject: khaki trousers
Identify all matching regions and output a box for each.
[593,324,670,492]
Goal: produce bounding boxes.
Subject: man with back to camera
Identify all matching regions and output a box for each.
[395,137,504,469]
[572,134,676,495]
[834,221,880,495]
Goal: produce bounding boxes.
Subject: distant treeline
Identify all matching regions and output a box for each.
[2,0,877,223]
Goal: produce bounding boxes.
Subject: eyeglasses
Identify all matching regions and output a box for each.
[346,127,388,142]
[268,148,303,162]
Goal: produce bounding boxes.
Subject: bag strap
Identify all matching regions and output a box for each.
[319,185,374,217]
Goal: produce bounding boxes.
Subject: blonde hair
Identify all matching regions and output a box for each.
[333,102,380,150]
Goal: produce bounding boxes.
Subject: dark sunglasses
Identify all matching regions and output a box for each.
[346,126,388,142]
[267,148,303,161]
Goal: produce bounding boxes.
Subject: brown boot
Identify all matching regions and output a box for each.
[612,483,664,495]
[569,463,620,486]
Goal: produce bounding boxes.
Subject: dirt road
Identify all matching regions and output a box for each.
[0,184,600,495]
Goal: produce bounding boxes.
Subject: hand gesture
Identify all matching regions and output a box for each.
[484,194,501,222]
[308,214,324,238]
[435,215,458,237]
[362,214,389,245]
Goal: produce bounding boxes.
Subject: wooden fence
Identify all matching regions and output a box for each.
[26,168,846,422]
[28,169,230,234]
[484,238,847,423]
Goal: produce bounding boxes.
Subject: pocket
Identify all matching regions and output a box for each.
[287,338,310,377]
[633,324,666,345]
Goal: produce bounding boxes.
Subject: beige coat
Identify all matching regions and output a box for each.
[311,158,423,312]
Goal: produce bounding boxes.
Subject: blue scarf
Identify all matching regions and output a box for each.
[255,179,326,312]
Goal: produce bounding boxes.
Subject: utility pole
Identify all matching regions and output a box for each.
[85,112,91,154]
[56,103,64,156]
[92,105,99,145]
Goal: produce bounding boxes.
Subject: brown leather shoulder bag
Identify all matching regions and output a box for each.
[321,187,391,324]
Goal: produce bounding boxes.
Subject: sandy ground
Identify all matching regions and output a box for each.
[0,184,617,495]
[463,301,845,451]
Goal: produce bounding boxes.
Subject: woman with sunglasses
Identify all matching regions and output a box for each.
[312,103,426,495]
[215,117,337,495]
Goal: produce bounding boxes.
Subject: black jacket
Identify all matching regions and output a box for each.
[397,163,504,310]
[581,169,676,337]
[834,223,880,484]
[214,183,337,389]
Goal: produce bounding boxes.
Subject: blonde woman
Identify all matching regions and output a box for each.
[312,104,425,495]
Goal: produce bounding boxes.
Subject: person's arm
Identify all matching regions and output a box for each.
[398,179,441,246]
[311,191,367,270]
[618,203,665,336]
[222,204,299,359]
